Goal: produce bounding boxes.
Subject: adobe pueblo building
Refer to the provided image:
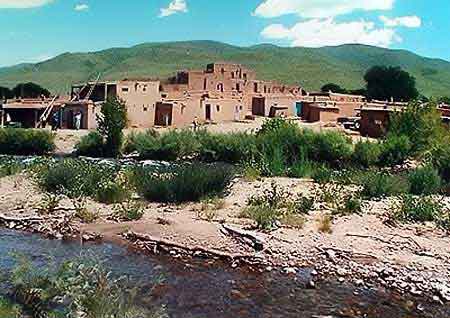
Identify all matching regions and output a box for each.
[0,62,377,130]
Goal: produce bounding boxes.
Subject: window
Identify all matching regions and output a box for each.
[236,83,241,92]
[143,85,147,92]
[122,87,129,93]
[161,93,167,98]
[221,68,225,74]
[216,105,220,112]
[254,83,258,93]
[217,83,224,92]
[143,105,148,112]
[231,72,235,79]
[135,83,139,91]
[243,73,247,80]
[239,106,243,110]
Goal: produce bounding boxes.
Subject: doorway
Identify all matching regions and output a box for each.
[252,97,265,116]
[155,102,173,126]
[295,102,304,117]
[205,104,212,121]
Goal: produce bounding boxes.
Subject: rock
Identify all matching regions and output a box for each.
[265,266,273,272]
[338,277,345,283]
[433,283,450,302]
[355,279,364,287]
[325,250,336,261]
[284,267,297,275]
[311,270,318,276]
[337,268,347,276]
[306,280,316,289]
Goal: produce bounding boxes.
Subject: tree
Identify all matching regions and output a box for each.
[364,66,419,102]
[388,101,445,154]
[0,86,12,100]
[12,82,51,98]
[96,98,127,158]
[321,83,347,94]
[438,96,450,105]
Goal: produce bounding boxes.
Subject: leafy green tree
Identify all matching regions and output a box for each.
[0,86,12,100]
[97,98,127,158]
[388,101,445,154]
[364,66,419,102]
[12,82,51,98]
[438,96,450,104]
[321,83,347,94]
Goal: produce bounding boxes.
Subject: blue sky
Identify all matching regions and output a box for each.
[0,0,449,67]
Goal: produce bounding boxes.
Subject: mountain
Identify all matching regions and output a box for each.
[0,40,449,97]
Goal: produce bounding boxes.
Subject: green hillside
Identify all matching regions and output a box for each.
[0,40,449,97]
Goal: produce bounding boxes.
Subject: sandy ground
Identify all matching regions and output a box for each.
[53,118,364,155]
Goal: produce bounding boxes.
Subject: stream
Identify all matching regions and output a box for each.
[1,229,449,317]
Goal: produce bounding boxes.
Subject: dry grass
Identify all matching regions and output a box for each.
[317,213,333,234]
[197,197,226,222]
[281,214,306,229]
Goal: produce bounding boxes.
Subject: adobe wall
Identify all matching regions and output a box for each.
[116,80,161,128]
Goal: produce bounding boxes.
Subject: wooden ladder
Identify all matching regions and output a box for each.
[36,95,58,128]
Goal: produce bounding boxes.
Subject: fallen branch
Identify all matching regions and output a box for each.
[220,224,265,251]
[125,231,261,263]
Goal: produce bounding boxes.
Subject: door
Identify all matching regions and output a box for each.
[205,104,211,121]
[155,103,173,126]
[296,102,303,117]
[252,97,265,116]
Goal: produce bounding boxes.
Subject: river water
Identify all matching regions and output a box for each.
[0,229,449,318]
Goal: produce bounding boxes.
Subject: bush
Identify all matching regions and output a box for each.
[0,158,22,178]
[308,130,353,164]
[96,181,129,204]
[408,165,442,195]
[0,128,55,155]
[123,129,159,154]
[332,194,363,216]
[240,204,282,230]
[75,131,104,157]
[311,165,333,184]
[38,159,119,200]
[134,164,234,203]
[288,160,315,178]
[97,98,127,158]
[290,194,314,214]
[379,135,412,166]
[392,195,445,225]
[389,101,446,155]
[430,143,450,182]
[112,200,145,221]
[198,131,257,163]
[360,172,409,198]
[353,140,382,167]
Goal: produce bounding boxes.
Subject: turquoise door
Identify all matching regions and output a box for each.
[295,102,303,117]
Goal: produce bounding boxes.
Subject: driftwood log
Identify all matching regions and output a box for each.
[124,231,265,265]
[220,224,265,251]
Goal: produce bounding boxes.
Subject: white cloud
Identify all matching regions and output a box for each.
[0,0,53,9]
[159,0,187,17]
[254,0,394,18]
[261,19,401,48]
[379,15,421,28]
[74,3,89,11]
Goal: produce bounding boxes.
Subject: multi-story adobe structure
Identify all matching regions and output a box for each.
[1,62,376,130]
[63,62,308,129]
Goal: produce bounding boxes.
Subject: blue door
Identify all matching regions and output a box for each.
[295,102,303,117]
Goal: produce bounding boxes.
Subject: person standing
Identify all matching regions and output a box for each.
[51,111,60,131]
[74,111,82,130]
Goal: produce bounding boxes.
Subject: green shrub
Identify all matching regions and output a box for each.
[288,160,315,178]
[308,130,353,164]
[290,194,315,214]
[353,140,382,167]
[408,165,442,195]
[361,172,409,198]
[0,128,55,155]
[240,204,281,230]
[430,143,450,182]
[0,158,22,178]
[379,135,412,166]
[257,117,294,136]
[134,164,234,203]
[392,195,445,224]
[96,181,129,204]
[311,165,333,184]
[113,200,145,221]
[389,101,446,155]
[198,131,257,163]
[38,159,119,199]
[75,131,104,157]
[123,129,159,154]
[332,194,363,216]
